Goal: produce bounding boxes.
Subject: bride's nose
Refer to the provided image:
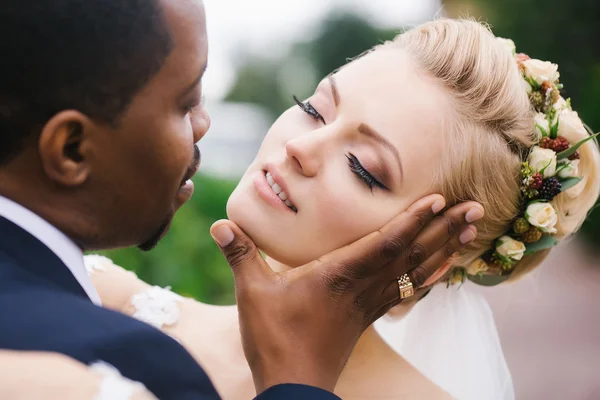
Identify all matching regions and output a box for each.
[285,132,326,177]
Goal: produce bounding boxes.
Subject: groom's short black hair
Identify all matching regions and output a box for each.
[0,0,173,164]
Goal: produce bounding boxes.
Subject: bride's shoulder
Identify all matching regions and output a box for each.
[85,254,234,322]
[336,331,454,400]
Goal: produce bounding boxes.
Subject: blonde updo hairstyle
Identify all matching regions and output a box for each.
[381,19,600,281]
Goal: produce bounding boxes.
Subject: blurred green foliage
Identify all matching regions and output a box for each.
[101,2,599,305]
[99,174,237,304]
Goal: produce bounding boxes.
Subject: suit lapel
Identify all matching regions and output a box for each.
[0,217,90,301]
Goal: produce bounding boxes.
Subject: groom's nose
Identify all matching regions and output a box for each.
[285,131,326,177]
[192,106,211,143]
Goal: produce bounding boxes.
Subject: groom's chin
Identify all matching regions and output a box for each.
[137,216,174,252]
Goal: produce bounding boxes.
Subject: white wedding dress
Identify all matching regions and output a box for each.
[375,281,515,400]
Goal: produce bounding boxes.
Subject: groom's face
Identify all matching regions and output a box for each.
[83,0,210,250]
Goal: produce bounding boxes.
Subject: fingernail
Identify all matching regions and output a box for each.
[459,228,477,244]
[465,207,484,223]
[432,199,446,214]
[211,224,234,247]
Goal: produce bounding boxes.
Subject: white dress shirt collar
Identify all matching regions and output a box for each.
[0,195,102,305]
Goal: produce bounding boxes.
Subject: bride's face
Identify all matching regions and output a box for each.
[227,48,449,266]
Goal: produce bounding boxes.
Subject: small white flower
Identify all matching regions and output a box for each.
[90,361,155,400]
[131,286,183,328]
[528,146,557,178]
[534,112,550,139]
[557,108,589,145]
[84,254,114,276]
[522,59,560,85]
[553,96,568,111]
[497,37,516,55]
[496,236,526,261]
[526,203,558,234]
[558,160,580,179]
[467,258,489,275]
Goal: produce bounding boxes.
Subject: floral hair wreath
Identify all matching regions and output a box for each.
[449,37,599,287]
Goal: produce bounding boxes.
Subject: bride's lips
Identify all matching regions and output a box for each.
[253,166,297,213]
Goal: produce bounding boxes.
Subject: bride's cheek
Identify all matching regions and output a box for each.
[313,193,379,245]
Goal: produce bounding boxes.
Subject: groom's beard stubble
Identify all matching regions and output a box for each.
[138,146,200,251]
[137,211,173,251]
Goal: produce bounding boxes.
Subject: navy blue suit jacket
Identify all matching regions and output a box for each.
[0,217,340,400]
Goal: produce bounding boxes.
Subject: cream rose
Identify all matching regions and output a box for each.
[497,38,516,55]
[534,112,550,139]
[553,96,568,111]
[525,203,558,234]
[558,160,580,179]
[522,59,560,85]
[495,236,526,261]
[557,108,588,145]
[467,258,489,275]
[528,146,557,178]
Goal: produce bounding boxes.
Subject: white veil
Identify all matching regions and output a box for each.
[374,281,514,400]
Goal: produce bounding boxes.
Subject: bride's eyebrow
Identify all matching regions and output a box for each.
[327,74,341,106]
[358,123,404,184]
[326,74,404,184]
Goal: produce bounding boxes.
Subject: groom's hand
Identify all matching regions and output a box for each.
[210,194,483,394]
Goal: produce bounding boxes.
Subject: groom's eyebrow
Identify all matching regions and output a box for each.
[181,63,208,95]
[326,75,404,184]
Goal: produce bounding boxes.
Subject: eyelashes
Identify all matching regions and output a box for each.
[293,95,325,124]
[346,153,388,192]
[293,95,387,193]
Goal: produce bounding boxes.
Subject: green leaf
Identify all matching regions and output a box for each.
[495,253,512,264]
[536,123,549,137]
[555,162,569,174]
[539,158,555,176]
[525,76,541,90]
[557,132,600,160]
[559,177,582,192]
[467,273,511,287]
[549,116,559,139]
[524,235,558,255]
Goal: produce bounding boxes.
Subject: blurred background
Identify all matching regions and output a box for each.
[100,0,600,397]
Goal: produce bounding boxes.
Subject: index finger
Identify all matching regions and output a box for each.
[308,194,446,280]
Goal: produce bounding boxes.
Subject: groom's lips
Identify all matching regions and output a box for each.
[180,146,201,187]
[176,147,201,204]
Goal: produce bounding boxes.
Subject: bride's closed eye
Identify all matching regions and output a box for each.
[293,95,326,124]
[293,94,386,192]
[346,153,388,192]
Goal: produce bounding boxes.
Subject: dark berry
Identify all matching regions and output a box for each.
[552,136,570,153]
[521,227,543,243]
[530,173,544,190]
[539,137,554,149]
[539,177,562,201]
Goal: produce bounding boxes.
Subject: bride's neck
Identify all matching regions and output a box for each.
[265,256,292,273]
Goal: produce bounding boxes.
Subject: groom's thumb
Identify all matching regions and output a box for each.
[210,220,271,284]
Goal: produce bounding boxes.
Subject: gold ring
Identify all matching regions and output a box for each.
[398,274,414,300]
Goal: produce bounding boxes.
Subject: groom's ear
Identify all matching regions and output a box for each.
[38,110,94,187]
